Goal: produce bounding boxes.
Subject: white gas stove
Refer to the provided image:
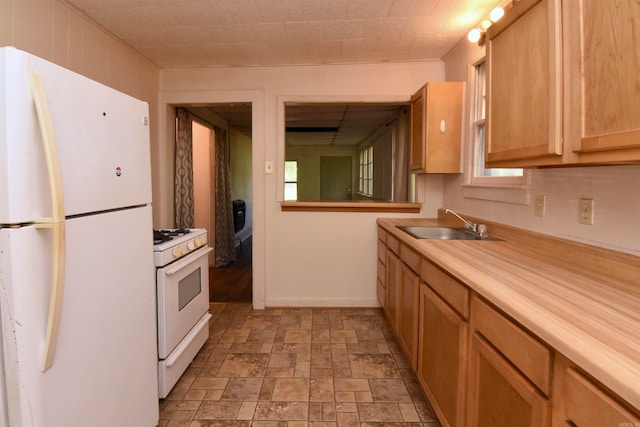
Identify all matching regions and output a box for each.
[152,227,211,398]
[153,228,208,267]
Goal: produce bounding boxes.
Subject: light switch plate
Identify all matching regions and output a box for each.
[579,198,594,225]
[265,161,274,174]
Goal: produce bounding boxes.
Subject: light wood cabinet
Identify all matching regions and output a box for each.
[376,225,640,427]
[385,248,399,329]
[409,82,464,173]
[396,247,420,369]
[418,283,469,427]
[564,0,640,164]
[468,296,552,427]
[485,0,563,167]
[486,0,640,167]
[377,226,420,370]
[468,333,551,427]
[552,357,640,427]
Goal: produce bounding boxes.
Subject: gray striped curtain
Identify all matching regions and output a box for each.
[174,108,194,229]
[214,126,237,267]
[393,109,410,202]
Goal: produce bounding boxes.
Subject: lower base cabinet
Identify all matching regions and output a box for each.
[397,261,420,369]
[468,333,551,427]
[376,226,640,427]
[417,284,468,427]
[385,249,400,329]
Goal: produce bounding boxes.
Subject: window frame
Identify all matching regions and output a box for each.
[358,145,374,198]
[284,160,298,201]
[463,59,530,204]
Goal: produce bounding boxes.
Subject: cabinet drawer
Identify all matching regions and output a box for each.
[377,239,386,263]
[562,367,640,426]
[421,259,470,319]
[400,244,420,273]
[377,259,385,283]
[387,233,400,255]
[378,227,387,244]
[471,296,552,395]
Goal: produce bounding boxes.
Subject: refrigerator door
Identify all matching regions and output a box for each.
[0,206,158,427]
[0,47,151,224]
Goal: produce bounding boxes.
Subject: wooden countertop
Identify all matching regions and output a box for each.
[377,215,640,411]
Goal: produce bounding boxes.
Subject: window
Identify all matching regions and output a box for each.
[283,101,409,202]
[358,146,373,197]
[284,160,298,201]
[472,61,523,183]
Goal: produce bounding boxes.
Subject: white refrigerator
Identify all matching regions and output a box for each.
[0,47,159,426]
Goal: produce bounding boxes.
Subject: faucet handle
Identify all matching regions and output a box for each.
[477,224,487,236]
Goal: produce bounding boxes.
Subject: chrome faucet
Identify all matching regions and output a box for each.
[444,208,477,233]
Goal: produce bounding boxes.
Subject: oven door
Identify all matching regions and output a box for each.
[157,245,212,359]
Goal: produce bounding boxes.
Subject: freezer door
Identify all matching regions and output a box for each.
[0,206,158,427]
[0,47,151,224]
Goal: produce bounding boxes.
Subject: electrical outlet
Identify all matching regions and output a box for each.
[579,198,594,225]
[535,195,546,217]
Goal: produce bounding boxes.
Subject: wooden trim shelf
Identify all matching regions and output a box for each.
[280,201,421,213]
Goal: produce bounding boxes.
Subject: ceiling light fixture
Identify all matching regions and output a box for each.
[490,7,505,22]
[467,28,482,43]
[466,5,505,45]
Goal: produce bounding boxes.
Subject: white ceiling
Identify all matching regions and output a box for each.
[66,0,502,145]
[66,0,502,69]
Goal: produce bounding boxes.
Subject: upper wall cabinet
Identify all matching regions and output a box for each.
[486,0,640,167]
[565,0,640,164]
[409,82,464,174]
[485,0,563,167]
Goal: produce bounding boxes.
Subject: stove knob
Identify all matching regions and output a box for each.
[172,245,186,258]
[187,241,196,251]
[196,237,207,247]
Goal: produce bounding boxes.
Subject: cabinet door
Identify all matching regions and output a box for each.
[409,82,463,173]
[376,258,386,307]
[418,285,469,427]
[396,261,420,369]
[486,0,563,166]
[385,249,400,329]
[468,334,551,427]
[567,0,640,163]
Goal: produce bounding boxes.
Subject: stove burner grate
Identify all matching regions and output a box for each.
[153,229,191,245]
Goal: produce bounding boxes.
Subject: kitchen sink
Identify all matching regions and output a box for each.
[397,226,503,241]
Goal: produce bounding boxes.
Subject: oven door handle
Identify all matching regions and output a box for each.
[165,312,212,367]
[165,247,212,276]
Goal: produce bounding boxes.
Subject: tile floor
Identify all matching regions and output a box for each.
[158,303,441,427]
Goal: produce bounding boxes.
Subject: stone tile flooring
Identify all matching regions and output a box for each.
[158,303,441,427]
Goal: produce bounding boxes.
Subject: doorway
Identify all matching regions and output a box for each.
[187,105,253,303]
[320,156,353,200]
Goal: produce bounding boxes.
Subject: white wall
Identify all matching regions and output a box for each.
[192,122,215,266]
[443,39,640,256]
[158,61,446,308]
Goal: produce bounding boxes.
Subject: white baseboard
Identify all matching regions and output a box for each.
[264,296,382,308]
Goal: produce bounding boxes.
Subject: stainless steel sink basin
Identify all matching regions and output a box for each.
[397,226,502,241]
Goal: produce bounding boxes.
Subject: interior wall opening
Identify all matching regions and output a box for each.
[181,105,253,303]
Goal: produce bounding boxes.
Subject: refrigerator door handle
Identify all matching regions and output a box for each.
[29,71,66,372]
